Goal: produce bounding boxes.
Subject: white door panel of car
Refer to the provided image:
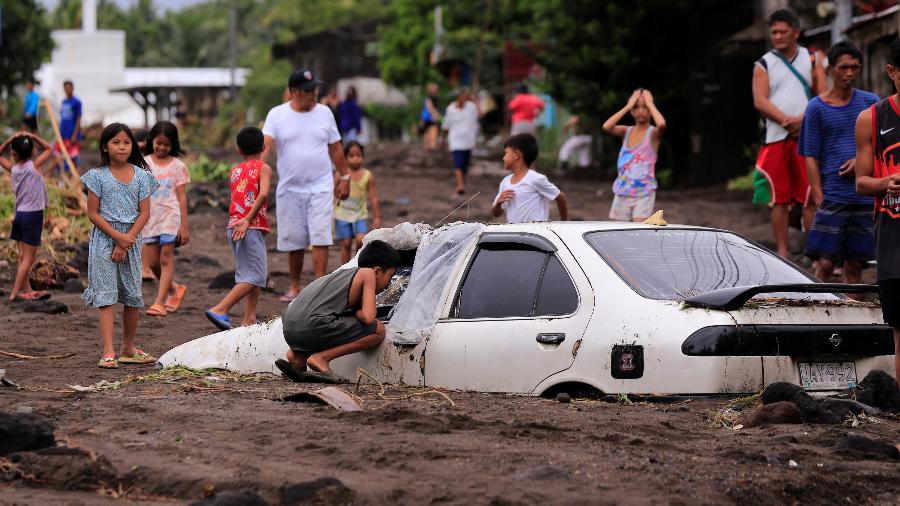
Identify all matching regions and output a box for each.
[423,231,594,393]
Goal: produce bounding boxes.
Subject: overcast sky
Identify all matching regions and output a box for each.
[39,0,208,11]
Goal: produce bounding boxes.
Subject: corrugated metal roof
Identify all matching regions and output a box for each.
[121,67,249,88]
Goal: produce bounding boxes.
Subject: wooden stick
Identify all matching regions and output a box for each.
[0,350,77,360]
[40,100,86,212]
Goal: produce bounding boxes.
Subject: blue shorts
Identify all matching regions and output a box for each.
[334,219,368,240]
[143,234,178,246]
[451,150,472,174]
[804,201,875,264]
[11,210,43,247]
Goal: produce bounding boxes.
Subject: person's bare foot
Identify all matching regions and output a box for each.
[306,353,330,372]
[279,292,299,302]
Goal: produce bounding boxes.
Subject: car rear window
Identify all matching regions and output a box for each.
[584,229,816,300]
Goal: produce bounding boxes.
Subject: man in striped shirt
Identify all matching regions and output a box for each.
[798,41,879,284]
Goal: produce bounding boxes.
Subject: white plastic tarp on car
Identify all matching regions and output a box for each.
[386,222,484,345]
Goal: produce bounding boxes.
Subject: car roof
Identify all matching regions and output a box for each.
[481,221,721,234]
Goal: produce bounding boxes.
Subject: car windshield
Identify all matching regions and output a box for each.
[584,229,819,300]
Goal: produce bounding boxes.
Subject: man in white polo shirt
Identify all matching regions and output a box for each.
[262,69,351,301]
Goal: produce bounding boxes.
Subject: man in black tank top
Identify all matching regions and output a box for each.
[855,38,900,388]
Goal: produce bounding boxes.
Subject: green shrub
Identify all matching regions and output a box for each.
[189,154,231,182]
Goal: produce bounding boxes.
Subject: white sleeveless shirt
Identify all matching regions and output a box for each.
[757,47,813,144]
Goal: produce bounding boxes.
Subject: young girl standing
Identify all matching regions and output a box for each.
[82,123,159,369]
[333,141,381,264]
[142,121,190,317]
[0,132,53,301]
[601,88,667,222]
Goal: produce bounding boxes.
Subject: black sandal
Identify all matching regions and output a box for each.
[275,358,306,382]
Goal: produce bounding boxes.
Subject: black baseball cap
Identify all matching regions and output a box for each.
[288,69,323,91]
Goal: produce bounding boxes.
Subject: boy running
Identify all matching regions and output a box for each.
[800,42,878,284]
[854,37,900,388]
[206,127,272,330]
[492,133,568,223]
[276,240,401,384]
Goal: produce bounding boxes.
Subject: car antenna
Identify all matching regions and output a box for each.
[435,191,481,227]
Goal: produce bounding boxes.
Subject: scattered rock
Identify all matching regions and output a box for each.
[190,490,270,506]
[20,300,69,315]
[29,257,80,289]
[761,382,841,423]
[63,278,85,293]
[556,393,572,404]
[280,477,355,505]
[833,434,900,460]
[855,370,900,412]
[740,401,803,428]
[208,271,235,290]
[0,411,55,455]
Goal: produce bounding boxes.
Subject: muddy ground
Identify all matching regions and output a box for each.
[1,143,897,505]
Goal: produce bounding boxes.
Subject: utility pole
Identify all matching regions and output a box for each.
[831,0,852,44]
[229,6,237,102]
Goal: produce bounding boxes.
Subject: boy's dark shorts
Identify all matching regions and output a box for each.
[284,319,378,354]
[878,278,900,328]
[11,210,43,246]
[804,201,875,264]
[451,150,472,174]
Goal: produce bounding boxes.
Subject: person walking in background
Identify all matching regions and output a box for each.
[558,115,593,170]
[0,132,53,301]
[752,8,825,257]
[507,84,544,136]
[337,86,363,144]
[141,121,190,317]
[261,69,352,302]
[441,87,481,195]
[206,126,272,331]
[81,123,159,369]
[420,83,443,151]
[334,141,381,264]
[22,80,40,132]
[799,42,878,286]
[854,37,900,388]
[602,89,666,222]
[56,80,83,171]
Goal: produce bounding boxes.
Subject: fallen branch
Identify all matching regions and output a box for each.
[0,350,77,360]
[355,367,455,407]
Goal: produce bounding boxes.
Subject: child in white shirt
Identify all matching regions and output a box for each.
[492,133,568,223]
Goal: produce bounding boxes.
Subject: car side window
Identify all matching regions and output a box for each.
[454,244,578,319]
[535,255,578,316]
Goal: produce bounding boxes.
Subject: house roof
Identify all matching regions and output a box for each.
[113,67,249,91]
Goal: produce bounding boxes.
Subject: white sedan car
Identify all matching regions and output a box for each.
[160,222,896,395]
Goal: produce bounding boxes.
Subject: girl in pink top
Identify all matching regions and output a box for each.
[0,132,53,301]
[142,121,190,317]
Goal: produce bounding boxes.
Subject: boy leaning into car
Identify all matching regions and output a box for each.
[854,37,900,388]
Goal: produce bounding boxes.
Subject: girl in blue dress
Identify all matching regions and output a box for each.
[81,123,159,369]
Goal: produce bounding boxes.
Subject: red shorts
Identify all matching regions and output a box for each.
[53,139,80,159]
[755,138,810,206]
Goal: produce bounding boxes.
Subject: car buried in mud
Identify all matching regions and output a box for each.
[159,221,897,395]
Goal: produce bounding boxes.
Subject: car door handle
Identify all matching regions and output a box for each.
[536,333,565,345]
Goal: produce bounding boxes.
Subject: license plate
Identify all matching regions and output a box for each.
[798,361,858,390]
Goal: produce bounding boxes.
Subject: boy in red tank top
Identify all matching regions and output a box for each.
[855,38,900,388]
[206,127,272,330]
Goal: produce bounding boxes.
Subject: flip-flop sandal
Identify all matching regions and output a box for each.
[275,359,307,382]
[299,370,350,384]
[280,293,299,303]
[97,356,119,369]
[164,283,187,312]
[17,291,51,301]
[118,348,156,364]
[145,303,167,317]
[205,309,232,331]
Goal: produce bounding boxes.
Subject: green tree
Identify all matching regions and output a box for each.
[0,0,54,95]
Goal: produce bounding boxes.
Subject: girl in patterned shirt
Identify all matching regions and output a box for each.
[142,121,190,317]
[82,123,159,369]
